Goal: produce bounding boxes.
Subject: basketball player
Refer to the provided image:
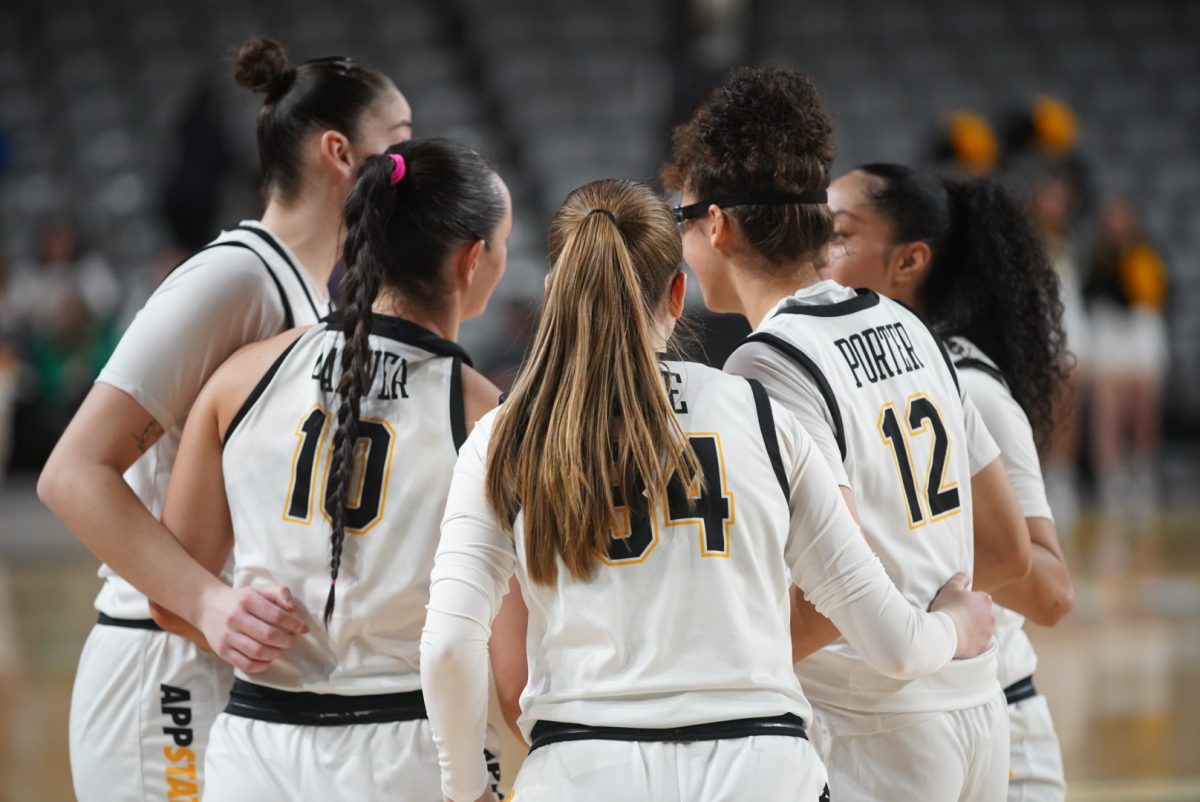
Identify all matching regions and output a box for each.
[420,178,997,802]
[662,67,1031,802]
[37,37,412,801]
[825,163,1075,802]
[99,139,511,800]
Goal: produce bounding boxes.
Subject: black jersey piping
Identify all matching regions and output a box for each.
[890,297,962,395]
[741,332,847,461]
[323,311,474,365]
[954,357,1009,389]
[450,356,468,452]
[747,379,790,503]
[223,335,305,447]
[771,288,880,318]
[236,224,325,320]
[166,241,295,330]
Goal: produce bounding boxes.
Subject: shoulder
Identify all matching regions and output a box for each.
[461,364,502,433]
[162,238,278,294]
[210,326,313,435]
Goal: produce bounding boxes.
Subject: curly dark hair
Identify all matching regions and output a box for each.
[662,66,835,265]
[857,163,1069,449]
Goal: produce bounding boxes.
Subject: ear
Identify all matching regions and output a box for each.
[707,205,735,255]
[319,130,356,181]
[543,271,552,293]
[456,239,486,288]
[667,271,686,319]
[891,241,933,288]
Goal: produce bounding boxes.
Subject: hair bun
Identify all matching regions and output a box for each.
[235,37,292,96]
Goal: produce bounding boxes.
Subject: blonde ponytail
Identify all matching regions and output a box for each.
[485,179,698,585]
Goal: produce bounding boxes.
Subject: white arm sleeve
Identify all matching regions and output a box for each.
[961,392,1002,477]
[726,341,850,487]
[776,405,958,679]
[960,371,1053,521]
[421,415,517,802]
[97,251,287,428]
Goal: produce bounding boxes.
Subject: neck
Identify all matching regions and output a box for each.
[732,257,822,329]
[259,185,345,289]
[371,291,461,343]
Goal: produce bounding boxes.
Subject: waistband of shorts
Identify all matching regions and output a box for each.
[97,612,163,631]
[224,679,427,726]
[528,713,807,752]
[1003,675,1037,705]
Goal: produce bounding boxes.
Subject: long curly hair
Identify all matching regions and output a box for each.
[858,163,1069,449]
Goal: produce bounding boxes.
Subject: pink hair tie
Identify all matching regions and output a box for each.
[388,154,406,185]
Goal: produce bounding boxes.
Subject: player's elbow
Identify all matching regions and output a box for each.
[36,457,72,515]
[1028,578,1076,628]
[871,651,933,681]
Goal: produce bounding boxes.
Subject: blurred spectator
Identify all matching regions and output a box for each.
[932,110,1000,176]
[1085,198,1169,528]
[1030,170,1090,535]
[159,78,236,254]
[3,219,122,469]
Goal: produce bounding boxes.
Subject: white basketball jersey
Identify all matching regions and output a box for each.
[96,222,331,619]
[743,285,999,713]
[513,360,813,731]
[222,314,472,694]
[949,336,1047,690]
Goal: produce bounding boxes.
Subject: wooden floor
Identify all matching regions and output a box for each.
[1,480,1197,801]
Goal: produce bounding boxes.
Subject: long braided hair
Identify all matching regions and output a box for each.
[322,138,505,625]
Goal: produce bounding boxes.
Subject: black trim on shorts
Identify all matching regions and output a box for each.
[223,334,304,447]
[236,224,325,320]
[97,612,162,631]
[771,288,880,318]
[740,333,847,461]
[450,356,468,452]
[528,713,808,752]
[954,357,1009,389]
[1003,675,1038,705]
[748,379,790,504]
[224,679,427,726]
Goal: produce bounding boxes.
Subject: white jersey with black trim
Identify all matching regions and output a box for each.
[727,280,1002,713]
[949,336,1051,690]
[222,314,472,694]
[95,222,332,619]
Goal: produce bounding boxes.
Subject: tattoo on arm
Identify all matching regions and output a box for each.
[132,419,165,453]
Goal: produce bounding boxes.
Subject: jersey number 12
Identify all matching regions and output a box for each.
[878,394,961,528]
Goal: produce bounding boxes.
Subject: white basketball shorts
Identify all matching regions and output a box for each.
[1007,694,1066,802]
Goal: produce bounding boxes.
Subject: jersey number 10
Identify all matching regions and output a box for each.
[878,394,962,528]
[283,407,395,534]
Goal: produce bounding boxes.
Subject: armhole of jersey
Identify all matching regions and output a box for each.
[166,240,295,330]
[741,332,847,461]
[954,357,1009,390]
[237,224,322,321]
[223,336,303,448]
[747,379,790,503]
[450,356,468,453]
[931,334,962,395]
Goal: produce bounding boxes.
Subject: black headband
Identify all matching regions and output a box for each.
[587,208,618,224]
[672,190,828,223]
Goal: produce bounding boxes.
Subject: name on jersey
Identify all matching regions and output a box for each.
[311,346,409,400]
[834,322,925,388]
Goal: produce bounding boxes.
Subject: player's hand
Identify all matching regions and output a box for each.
[929,572,995,659]
[197,584,309,673]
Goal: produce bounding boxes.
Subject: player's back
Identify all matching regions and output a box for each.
[733,282,999,712]
[222,313,472,694]
[510,360,811,731]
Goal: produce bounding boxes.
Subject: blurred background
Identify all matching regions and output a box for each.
[0,0,1197,799]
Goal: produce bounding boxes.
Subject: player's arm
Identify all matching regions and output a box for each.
[37,253,282,603]
[462,366,529,742]
[155,332,310,672]
[961,372,1073,624]
[780,407,995,677]
[423,413,516,802]
[789,487,857,662]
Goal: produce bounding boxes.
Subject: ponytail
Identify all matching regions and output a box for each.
[486,179,698,586]
[322,139,505,624]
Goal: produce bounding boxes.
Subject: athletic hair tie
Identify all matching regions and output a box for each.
[587,208,617,224]
[388,154,406,185]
